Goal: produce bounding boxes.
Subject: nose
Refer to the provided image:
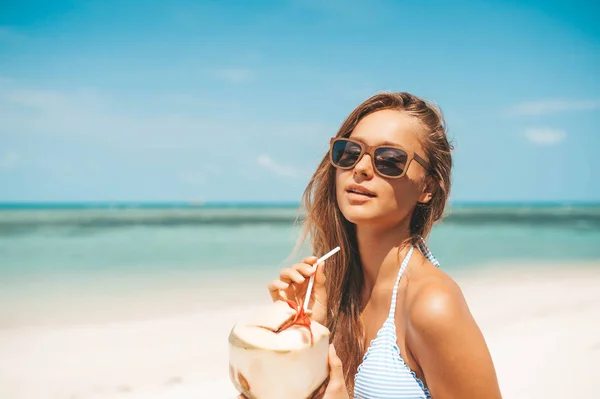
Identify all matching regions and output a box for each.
[353,152,374,179]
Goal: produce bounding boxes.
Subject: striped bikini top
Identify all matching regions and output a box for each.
[354,239,440,399]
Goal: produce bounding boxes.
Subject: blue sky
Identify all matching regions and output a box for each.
[0,0,599,203]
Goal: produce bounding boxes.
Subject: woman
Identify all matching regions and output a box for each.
[251,92,502,398]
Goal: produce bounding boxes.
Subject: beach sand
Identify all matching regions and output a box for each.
[1,262,599,399]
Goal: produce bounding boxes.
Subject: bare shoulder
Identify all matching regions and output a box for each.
[407,269,472,331]
[404,261,503,398]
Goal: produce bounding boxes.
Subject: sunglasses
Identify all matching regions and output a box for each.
[329,137,430,178]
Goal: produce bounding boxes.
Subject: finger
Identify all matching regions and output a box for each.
[267,279,290,300]
[302,255,318,266]
[279,268,307,284]
[292,262,317,277]
[328,344,345,383]
[314,262,327,285]
[268,279,289,292]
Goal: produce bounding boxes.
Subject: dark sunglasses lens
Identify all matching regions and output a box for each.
[374,147,408,177]
[332,140,362,168]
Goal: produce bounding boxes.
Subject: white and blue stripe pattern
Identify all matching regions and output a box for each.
[416,236,440,268]
[353,244,433,399]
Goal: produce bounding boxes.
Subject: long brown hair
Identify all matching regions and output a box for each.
[299,92,453,394]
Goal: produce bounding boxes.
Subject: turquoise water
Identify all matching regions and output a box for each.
[1,203,599,327]
[1,204,599,283]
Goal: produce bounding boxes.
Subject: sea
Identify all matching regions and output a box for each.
[1,202,599,326]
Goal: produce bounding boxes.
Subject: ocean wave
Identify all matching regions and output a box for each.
[1,205,600,234]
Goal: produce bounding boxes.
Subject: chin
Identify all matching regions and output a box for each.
[338,200,383,226]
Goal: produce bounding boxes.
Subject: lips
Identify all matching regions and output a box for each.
[346,185,376,198]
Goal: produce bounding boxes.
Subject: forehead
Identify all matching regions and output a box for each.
[349,109,425,153]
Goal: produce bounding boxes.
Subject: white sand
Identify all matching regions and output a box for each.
[1,263,599,399]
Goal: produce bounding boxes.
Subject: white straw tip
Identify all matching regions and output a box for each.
[303,246,341,312]
[316,246,341,265]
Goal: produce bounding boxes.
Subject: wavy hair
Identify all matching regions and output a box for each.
[299,92,453,395]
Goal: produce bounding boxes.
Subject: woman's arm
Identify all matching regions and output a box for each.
[408,279,502,399]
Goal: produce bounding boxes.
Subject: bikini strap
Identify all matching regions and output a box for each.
[388,246,414,319]
[387,237,440,320]
[415,236,440,267]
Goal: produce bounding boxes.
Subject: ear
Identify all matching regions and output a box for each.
[418,176,435,204]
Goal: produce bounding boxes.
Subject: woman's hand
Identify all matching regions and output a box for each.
[324,344,350,399]
[237,344,349,399]
[267,255,328,324]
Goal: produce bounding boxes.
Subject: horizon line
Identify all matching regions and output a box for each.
[0,200,599,209]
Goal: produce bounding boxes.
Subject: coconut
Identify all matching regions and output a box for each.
[228,300,330,399]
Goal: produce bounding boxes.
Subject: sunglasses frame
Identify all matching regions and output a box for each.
[329,137,430,179]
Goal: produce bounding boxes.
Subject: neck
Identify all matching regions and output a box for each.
[356,220,412,300]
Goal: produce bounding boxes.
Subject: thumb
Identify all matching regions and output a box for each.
[314,262,327,286]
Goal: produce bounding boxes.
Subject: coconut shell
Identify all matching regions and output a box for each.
[228,300,330,399]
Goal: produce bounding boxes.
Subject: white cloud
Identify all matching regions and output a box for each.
[524,127,566,146]
[213,68,253,83]
[257,155,305,178]
[0,83,328,160]
[510,99,600,116]
[0,87,223,150]
[6,86,108,108]
[0,151,20,170]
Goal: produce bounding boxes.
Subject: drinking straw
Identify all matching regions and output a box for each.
[303,246,341,312]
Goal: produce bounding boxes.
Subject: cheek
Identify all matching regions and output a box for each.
[334,169,346,196]
[390,178,422,207]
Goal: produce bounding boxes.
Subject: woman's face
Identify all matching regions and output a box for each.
[335,109,432,229]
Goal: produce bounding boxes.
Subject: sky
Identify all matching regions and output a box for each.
[0,0,599,203]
